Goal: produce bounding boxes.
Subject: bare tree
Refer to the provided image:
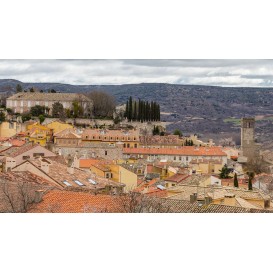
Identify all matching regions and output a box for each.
[0,180,36,213]
[86,91,116,118]
[245,156,268,174]
[115,191,171,213]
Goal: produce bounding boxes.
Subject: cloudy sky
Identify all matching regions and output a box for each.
[1,59,273,87]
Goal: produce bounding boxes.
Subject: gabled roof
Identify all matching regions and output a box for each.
[14,158,124,190]
[165,173,190,183]
[54,128,81,139]
[0,143,42,157]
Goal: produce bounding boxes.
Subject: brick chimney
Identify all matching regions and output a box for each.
[190,193,197,203]
[40,159,50,173]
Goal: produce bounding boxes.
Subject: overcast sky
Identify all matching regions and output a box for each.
[1,59,273,87]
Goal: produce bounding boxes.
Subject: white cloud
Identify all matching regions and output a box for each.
[0,59,273,86]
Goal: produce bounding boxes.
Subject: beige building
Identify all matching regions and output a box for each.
[0,121,22,138]
[6,92,92,115]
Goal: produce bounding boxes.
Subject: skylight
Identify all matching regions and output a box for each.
[157,185,166,190]
[74,180,84,186]
[88,178,97,185]
[63,181,72,186]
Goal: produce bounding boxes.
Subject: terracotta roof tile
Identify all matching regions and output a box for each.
[28,190,125,213]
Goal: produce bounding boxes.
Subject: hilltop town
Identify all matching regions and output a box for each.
[0,85,272,213]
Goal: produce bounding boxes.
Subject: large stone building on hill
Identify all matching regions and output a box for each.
[6,92,92,115]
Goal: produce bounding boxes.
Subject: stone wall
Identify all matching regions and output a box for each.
[53,144,122,160]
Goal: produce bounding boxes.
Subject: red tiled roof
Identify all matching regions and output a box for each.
[165,173,190,183]
[0,142,40,157]
[79,159,113,168]
[123,146,227,156]
[28,190,125,213]
[79,159,100,168]
[9,139,26,147]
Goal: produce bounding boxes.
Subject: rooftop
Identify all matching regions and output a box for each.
[123,146,227,156]
[27,189,272,213]
[7,92,92,102]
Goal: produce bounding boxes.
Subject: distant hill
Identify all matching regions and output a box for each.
[1,79,273,146]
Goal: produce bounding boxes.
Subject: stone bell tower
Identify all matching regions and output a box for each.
[240,117,258,162]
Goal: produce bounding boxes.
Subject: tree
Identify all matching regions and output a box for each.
[245,156,268,175]
[16,84,23,93]
[30,105,46,116]
[0,180,37,213]
[52,102,65,118]
[29,87,35,92]
[0,111,5,122]
[233,173,238,188]
[72,100,84,118]
[115,191,172,213]
[173,129,182,137]
[219,164,231,179]
[247,172,254,191]
[39,114,45,124]
[153,125,160,135]
[6,108,13,114]
[86,91,116,118]
[128,96,133,121]
[22,112,32,122]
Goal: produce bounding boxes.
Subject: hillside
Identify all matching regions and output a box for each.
[1,79,273,147]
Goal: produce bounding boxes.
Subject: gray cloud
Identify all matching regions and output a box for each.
[1,59,273,87]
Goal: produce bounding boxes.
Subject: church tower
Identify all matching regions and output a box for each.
[241,117,257,162]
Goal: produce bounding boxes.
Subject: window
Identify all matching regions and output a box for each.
[86,136,88,139]
[22,155,30,160]
[186,156,189,161]
[33,153,45,157]
[134,144,137,148]
[106,173,110,178]
[127,143,130,148]
[124,143,126,148]
[172,183,176,187]
[105,151,108,155]
[174,156,176,160]
[179,156,182,161]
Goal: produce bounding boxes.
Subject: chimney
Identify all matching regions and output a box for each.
[190,193,197,203]
[67,166,74,174]
[204,196,212,205]
[40,160,50,173]
[34,190,44,203]
[223,193,236,206]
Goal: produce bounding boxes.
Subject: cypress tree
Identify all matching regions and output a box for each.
[137,99,141,121]
[151,101,154,121]
[248,172,254,190]
[144,101,148,122]
[133,100,137,121]
[233,173,238,188]
[141,101,144,122]
[125,101,129,119]
[147,102,151,121]
[128,96,133,121]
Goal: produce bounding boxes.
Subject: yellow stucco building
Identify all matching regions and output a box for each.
[46,120,74,134]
